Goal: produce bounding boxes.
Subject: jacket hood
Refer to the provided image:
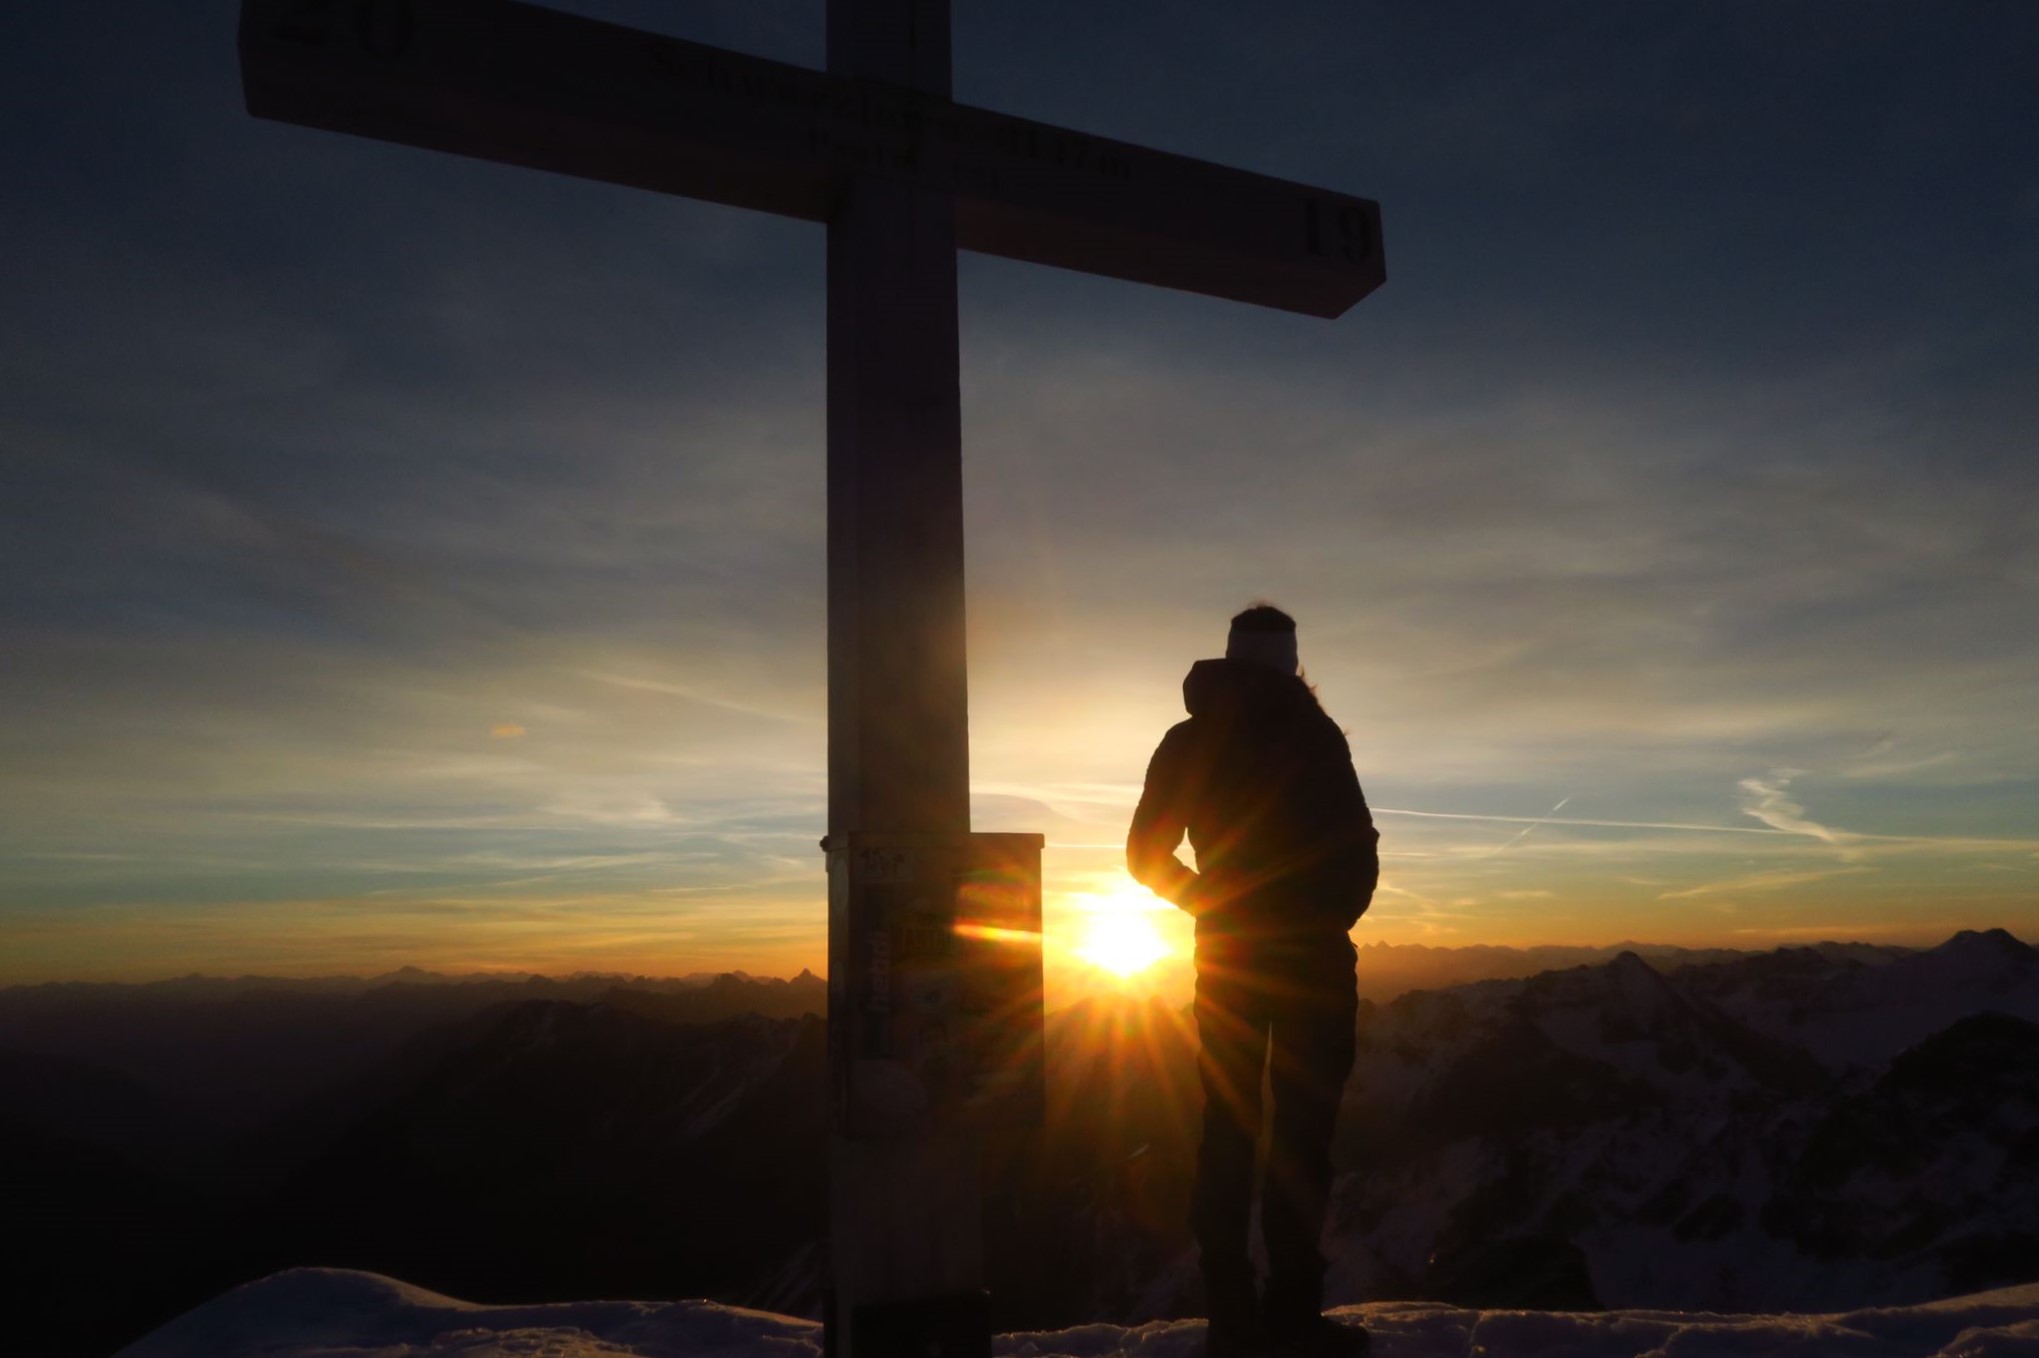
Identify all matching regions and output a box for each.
[1183,657,1304,718]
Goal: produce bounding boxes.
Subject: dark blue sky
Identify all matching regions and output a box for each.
[4,1,2036,982]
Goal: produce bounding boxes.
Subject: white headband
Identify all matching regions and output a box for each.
[1226,627,1298,675]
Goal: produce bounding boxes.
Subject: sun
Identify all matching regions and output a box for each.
[1077,911,1170,976]
[1073,889,1173,978]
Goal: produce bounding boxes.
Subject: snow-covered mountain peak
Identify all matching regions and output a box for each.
[1679,929,2039,1072]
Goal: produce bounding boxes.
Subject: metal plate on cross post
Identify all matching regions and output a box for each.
[825,832,1045,1140]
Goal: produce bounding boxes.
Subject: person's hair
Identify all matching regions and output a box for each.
[1230,602,1296,634]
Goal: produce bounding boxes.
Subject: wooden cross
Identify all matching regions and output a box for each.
[239,1,1382,1352]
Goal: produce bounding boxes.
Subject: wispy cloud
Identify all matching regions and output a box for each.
[577,671,817,727]
[1844,750,1959,780]
[1737,770,1854,845]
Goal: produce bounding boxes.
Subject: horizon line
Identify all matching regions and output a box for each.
[4,927,2023,991]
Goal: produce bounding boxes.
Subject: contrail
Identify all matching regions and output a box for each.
[1373,807,1792,836]
[1476,795,1572,859]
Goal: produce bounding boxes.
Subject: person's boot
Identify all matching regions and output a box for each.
[1202,1269,1265,1358]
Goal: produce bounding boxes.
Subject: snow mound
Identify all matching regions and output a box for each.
[116,1268,2039,1358]
[114,1269,820,1358]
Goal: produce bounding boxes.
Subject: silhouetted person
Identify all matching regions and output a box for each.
[1128,605,1378,1358]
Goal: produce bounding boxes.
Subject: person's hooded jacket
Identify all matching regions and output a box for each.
[1127,658,1378,940]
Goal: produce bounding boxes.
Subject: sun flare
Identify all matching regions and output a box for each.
[1076,911,1169,976]
[1072,887,1173,978]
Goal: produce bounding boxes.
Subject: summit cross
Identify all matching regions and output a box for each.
[238,1,1384,1353]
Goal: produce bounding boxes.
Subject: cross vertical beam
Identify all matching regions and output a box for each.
[825,3,983,1355]
[826,178,970,839]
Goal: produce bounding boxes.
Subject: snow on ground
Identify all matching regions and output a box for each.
[117,1268,2039,1358]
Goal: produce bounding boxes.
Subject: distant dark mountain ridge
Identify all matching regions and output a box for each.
[2,965,760,1000]
[600,969,826,1027]
[1354,938,1908,1005]
[0,939,1919,1120]
[0,967,824,1134]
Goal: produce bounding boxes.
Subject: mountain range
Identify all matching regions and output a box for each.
[5,934,2036,1356]
[1324,928,2039,1313]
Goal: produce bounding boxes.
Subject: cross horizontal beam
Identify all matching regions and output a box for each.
[241,0,1384,317]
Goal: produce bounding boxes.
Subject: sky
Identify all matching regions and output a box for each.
[3,0,2036,988]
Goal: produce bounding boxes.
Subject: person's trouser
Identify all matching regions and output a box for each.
[1191,931,1358,1322]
